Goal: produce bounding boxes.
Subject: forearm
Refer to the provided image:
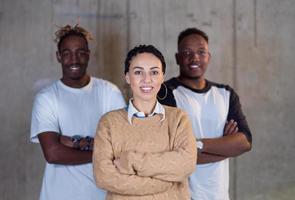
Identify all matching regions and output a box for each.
[38,132,92,165]
[93,155,172,195]
[197,151,227,164]
[201,132,251,157]
[93,121,172,196]
[133,148,196,182]
[42,143,92,164]
[131,112,197,182]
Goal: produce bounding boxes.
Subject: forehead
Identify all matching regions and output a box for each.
[59,35,88,51]
[130,53,162,68]
[178,34,208,50]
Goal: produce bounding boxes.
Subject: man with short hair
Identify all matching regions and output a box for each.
[30,24,125,200]
[158,27,252,200]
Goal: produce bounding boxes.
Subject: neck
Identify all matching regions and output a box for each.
[61,75,90,88]
[132,98,157,116]
[178,76,206,90]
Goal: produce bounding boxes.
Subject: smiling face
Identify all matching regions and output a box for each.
[125,52,164,105]
[176,34,211,82]
[56,35,90,87]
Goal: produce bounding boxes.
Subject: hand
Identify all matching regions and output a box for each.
[223,120,238,136]
[79,136,94,151]
[114,151,136,175]
[59,135,93,151]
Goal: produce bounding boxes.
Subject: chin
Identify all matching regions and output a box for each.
[185,75,202,80]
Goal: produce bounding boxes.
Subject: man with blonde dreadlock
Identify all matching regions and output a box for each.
[30,24,125,200]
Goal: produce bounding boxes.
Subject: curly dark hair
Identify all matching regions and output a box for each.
[124,44,166,74]
[54,24,93,51]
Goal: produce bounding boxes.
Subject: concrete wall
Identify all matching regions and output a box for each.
[0,0,294,199]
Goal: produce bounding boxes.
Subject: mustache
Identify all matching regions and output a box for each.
[65,64,82,68]
[189,62,200,66]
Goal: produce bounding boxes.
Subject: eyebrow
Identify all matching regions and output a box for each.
[132,66,160,70]
[180,47,207,51]
[150,66,160,70]
[132,66,144,70]
[60,48,89,52]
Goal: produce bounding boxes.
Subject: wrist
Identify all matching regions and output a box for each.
[71,135,82,149]
[196,140,204,153]
[80,136,92,151]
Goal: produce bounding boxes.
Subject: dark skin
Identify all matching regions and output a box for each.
[176,34,251,164]
[38,35,94,165]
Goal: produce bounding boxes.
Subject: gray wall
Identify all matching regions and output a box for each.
[1,0,294,199]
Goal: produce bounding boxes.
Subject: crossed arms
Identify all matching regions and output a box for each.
[92,112,196,195]
[197,90,252,164]
[38,132,94,165]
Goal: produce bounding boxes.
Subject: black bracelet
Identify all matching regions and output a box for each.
[71,135,82,149]
[81,136,92,151]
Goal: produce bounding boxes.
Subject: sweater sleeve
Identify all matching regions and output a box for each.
[132,110,197,182]
[93,114,172,196]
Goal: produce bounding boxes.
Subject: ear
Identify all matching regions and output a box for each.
[161,73,164,84]
[125,72,130,84]
[175,53,180,65]
[208,52,211,62]
[56,51,62,63]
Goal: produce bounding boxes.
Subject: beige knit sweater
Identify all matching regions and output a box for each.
[93,106,197,200]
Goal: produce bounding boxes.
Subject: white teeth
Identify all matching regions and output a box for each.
[190,65,199,69]
[141,87,152,92]
[70,66,79,71]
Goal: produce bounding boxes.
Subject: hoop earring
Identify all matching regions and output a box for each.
[157,83,168,100]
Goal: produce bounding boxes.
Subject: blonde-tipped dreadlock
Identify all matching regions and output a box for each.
[54,24,93,50]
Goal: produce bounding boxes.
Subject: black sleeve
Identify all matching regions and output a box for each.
[157,82,177,107]
[227,88,252,143]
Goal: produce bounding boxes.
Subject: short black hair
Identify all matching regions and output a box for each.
[124,44,166,74]
[178,27,209,45]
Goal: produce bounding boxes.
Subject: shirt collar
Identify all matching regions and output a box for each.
[127,99,165,124]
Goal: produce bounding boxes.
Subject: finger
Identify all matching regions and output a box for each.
[228,121,237,134]
[223,120,231,134]
[224,120,234,135]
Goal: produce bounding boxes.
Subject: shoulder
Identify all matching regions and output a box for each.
[208,80,242,105]
[91,77,121,91]
[164,105,189,120]
[208,80,235,93]
[158,78,180,106]
[164,77,181,90]
[163,105,192,132]
[34,81,59,101]
[100,108,127,123]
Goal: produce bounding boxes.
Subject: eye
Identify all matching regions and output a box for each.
[180,50,194,58]
[197,50,207,56]
[61,51,70,58]
[150,70,159,76]
[77,50,89,57]
[134,70,142,75]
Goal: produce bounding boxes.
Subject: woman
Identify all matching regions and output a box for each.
[93,45,197,200]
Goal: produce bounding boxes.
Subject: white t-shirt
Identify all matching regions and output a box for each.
[158,78,252,200]
[31,77,126,200]
[174,85,230,200]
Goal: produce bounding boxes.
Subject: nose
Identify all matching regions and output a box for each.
[70,52,80,64]
[143,73,152,83]
[191,52,200,62]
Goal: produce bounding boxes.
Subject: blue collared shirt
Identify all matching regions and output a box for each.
[127,99,165,125]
